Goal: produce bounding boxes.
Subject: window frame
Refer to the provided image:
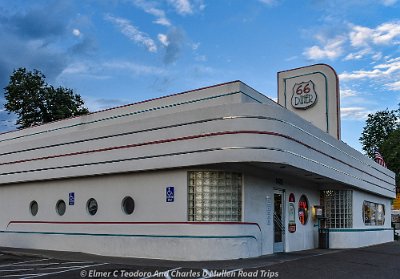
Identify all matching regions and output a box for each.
[122,196,135,215]
[30,200,39,216]
[56,199,66,216]
[86,198,98,216]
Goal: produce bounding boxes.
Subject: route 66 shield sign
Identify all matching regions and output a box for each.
[291,80,318,110]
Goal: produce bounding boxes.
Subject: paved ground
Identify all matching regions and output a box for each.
[1,241,400,278]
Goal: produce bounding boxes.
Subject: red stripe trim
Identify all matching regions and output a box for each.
[0,130,392,186]
[0,131,276,166]
[0,80,242,136]
[7,221,261,232]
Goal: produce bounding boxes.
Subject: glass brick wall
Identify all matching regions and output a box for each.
[321,190,353,228]
[188,171,242,221]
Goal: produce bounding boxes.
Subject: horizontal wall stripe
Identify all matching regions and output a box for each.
[0,90,259,144]
[0,81,243,138]
[0,115,392,182]
[0,230,258,241]
[7,221,262,232]
[0,130,394,189]
[327,228,393,232]
[0,146,395,194]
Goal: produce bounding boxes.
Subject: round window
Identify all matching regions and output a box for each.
[122,196,135,215]
[298,195,309,225]
[30,201,38,216]
[56,200,66,216]
[87,198,98,216]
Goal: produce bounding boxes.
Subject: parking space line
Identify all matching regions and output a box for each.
[21,263,109,279]
[14,262,62,267]
[0,259,50,268]
[0,268,33,273]
[40,265,98,270]
[56,261,95,265]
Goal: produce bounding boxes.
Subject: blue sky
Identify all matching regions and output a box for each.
[0,0,400,152]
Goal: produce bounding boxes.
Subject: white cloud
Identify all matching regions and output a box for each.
[381,0,398,6]
[340,88,358,98]
[386,80,400,90]
[349,25,374,47]
[158,33,169,46]
[195,54,207,62]
[303,36,345,60]
[285,55,298,62]
[104,14,157,53]
[133,0,171,26]
[61,62,88,75]
[339,69,383,80]
[344,48,371,61]
[167,0,193,15]
[191,42,200,50]
[349,21,400,48]
[84,96,129,112]
[373,22,400,44]
[339,57,400,80]
[372,52,383,61]
[103,61,165,76]
[341,107,371,120]
[258,0,277,5]
[72,28,81,37]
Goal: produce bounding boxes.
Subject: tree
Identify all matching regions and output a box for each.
[359,108,399,158]
[380,129,400,186]
[4,68,89,128]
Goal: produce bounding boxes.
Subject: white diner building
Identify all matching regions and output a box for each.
[0,64,396,260]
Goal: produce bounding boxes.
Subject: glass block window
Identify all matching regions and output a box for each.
[188,171,242,221]
[321,190,353,228]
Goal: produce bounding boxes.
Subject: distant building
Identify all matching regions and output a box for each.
[0,74,395,260]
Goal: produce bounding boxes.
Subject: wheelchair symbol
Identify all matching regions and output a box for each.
[166,186,174,202]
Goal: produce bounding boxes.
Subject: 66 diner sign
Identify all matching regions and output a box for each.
[291,80,318,110]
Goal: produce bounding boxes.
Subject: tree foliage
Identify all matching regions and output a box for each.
[4,68,89,128]
[359,108,399,158]
[380,129,400,186]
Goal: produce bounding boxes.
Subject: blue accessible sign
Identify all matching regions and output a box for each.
[166,187,174,202]
[69,192,75,205]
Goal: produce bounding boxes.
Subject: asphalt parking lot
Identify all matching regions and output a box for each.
[1,241,400,279]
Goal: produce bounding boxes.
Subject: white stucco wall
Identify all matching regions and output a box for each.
[0,169,262,260]
[242,167,321,254]
[328,190,393,249]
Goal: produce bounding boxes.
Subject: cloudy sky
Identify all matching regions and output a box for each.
[0,0,399,152]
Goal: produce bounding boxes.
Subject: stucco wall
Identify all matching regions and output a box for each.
[0,168,261,260]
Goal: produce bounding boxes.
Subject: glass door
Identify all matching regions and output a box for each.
[273,189,285,252]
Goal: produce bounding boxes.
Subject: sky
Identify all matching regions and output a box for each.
[0,0,399,152]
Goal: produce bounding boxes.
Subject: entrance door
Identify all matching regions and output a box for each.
[273,189,285,253]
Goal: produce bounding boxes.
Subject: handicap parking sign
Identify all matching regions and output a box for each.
[166,187,174,202]
[69,192,75,205]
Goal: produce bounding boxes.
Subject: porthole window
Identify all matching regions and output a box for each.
[122,196,135,215]
[298,195,309,225]
[30,201,38,216]
[56,200,66,216]
[87,198,98,216]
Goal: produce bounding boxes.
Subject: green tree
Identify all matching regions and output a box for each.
[359,108,399,158]
[380,129,400,186]
[4,68,89,128]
